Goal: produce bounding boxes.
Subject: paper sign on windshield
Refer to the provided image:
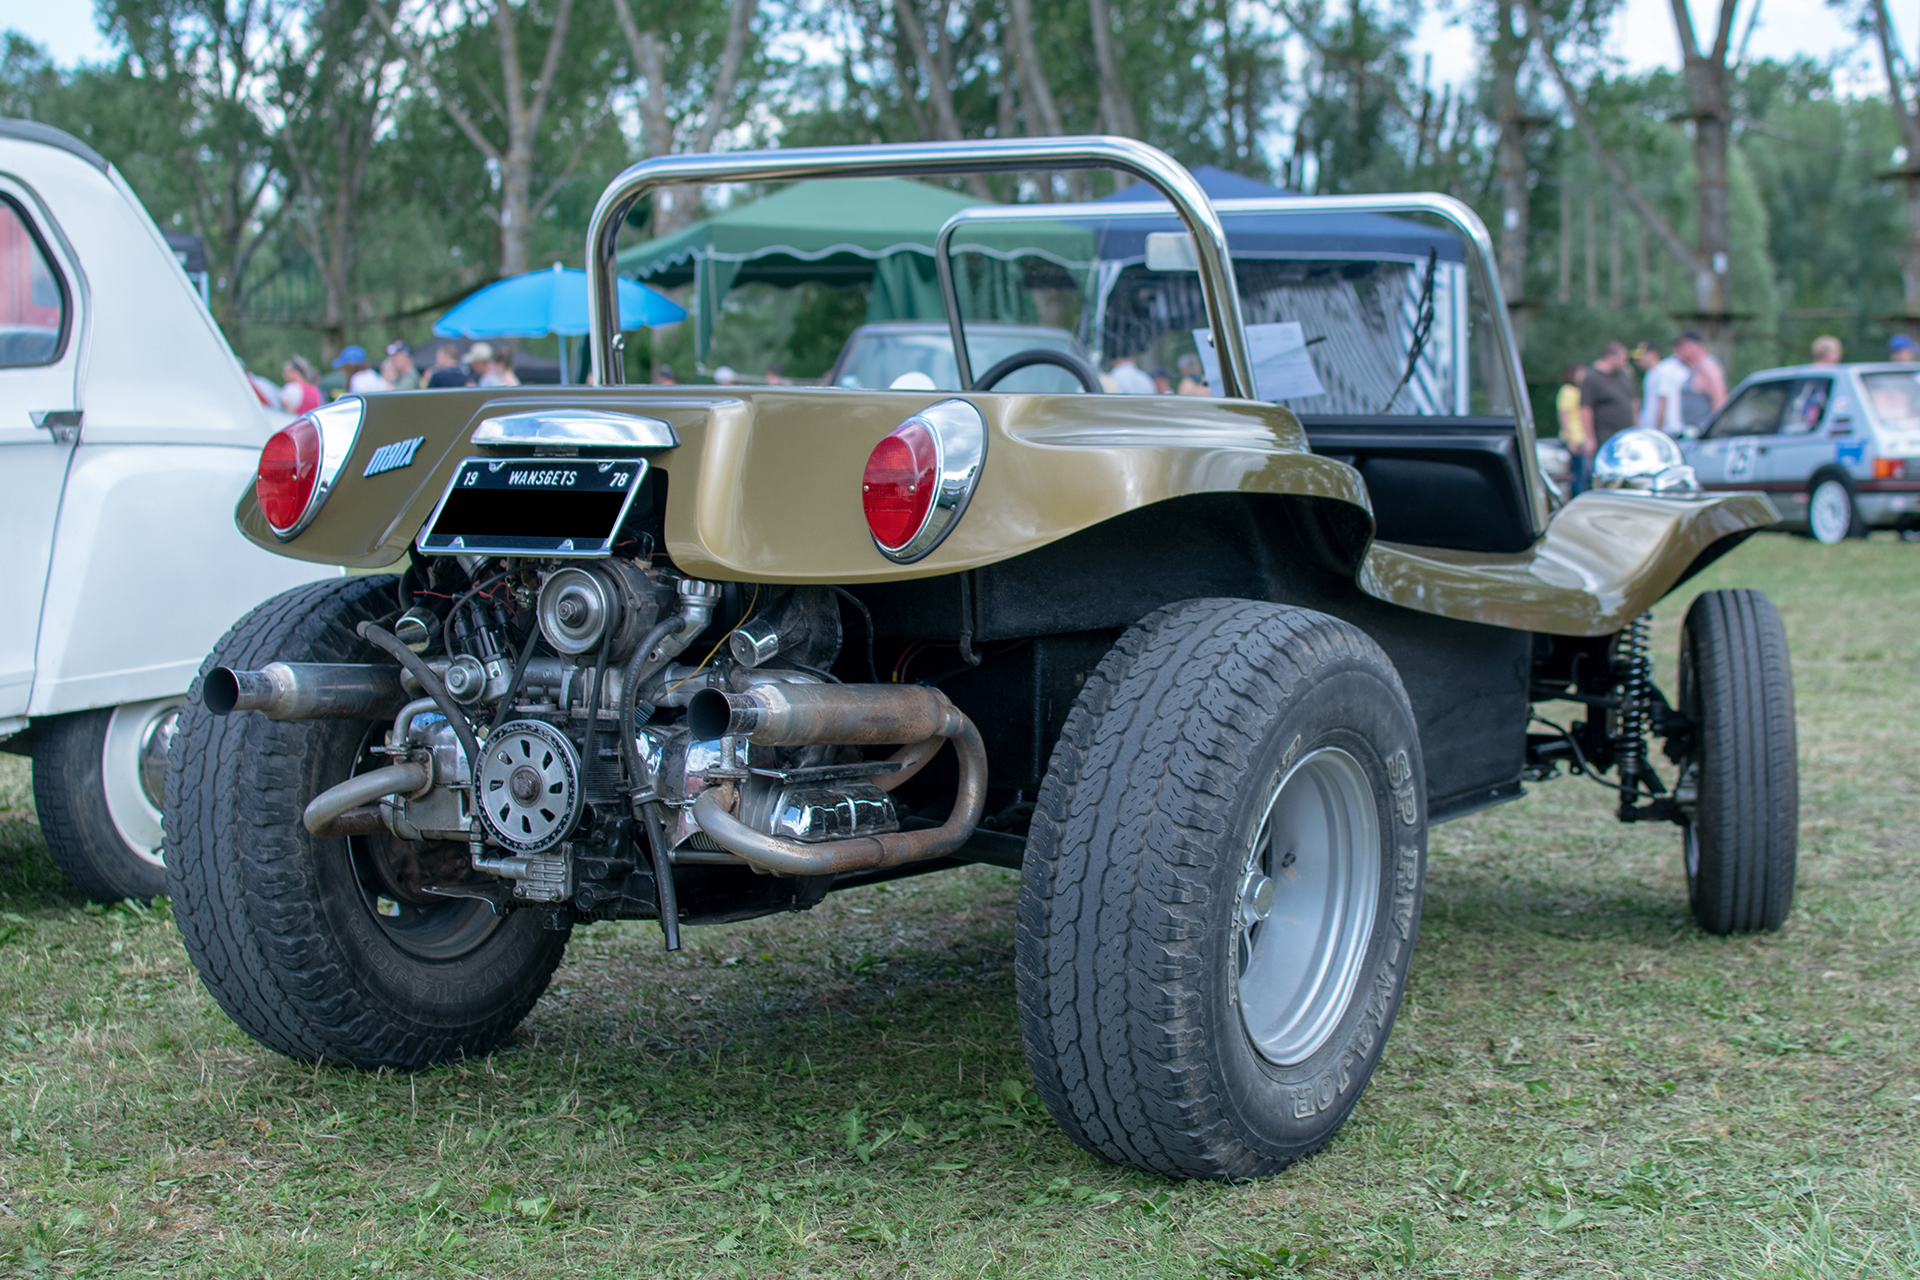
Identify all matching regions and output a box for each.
[1193,322,1328,402]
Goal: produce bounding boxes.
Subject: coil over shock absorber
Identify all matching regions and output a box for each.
[1610,612,1657,817]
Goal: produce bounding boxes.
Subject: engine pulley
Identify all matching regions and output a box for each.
[537,567,618,655]
[476,719,583,854]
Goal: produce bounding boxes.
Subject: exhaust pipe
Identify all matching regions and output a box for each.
[303,760,431,836]
[204,662,406,721]
[687,682,962,745]
[687,684,988,877]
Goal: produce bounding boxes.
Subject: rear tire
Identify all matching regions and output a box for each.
[31,699,179,903]
[1677,589,1797,934]
[164,576,568,1068]
[1017,599,1426,1180]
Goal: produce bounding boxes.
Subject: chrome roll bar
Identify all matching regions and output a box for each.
[583,136,1256,399]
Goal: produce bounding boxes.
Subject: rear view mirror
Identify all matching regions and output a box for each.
[1145,232,1199,272]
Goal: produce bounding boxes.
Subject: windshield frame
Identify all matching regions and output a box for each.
[936,193,1543,529]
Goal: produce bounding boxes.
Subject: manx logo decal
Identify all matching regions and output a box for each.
[364,436,426,477]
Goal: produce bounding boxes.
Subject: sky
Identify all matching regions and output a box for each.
[0,0,1902,97]
[1409,0,1887,94]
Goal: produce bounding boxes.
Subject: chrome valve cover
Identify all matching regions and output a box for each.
[769,781,898,844]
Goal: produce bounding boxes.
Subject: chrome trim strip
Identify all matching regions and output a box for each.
[271,396,364,541]
[872,398,987,563]
[583,136,1255,400]
[472,408,679,450]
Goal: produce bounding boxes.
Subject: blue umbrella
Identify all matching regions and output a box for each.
[434,264,685,383]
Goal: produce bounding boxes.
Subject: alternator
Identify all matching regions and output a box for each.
[476,719,583,854]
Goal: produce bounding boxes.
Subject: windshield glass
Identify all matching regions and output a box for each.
[831,324,1084,392]
[1862,371,1920,430]
[942,201,1515,416]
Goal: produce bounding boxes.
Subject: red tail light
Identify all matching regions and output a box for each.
[257,416,321,533]
[859,400,987,563]
[1874,457,1905,479]
[862,419,940,550]
[253,397,364,540]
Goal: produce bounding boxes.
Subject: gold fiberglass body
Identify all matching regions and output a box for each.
[175,137,1791,1184]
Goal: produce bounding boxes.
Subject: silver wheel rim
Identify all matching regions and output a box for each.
[101,698,183,869]
[1809,480,1852,544]
[1232,747,1382,1066]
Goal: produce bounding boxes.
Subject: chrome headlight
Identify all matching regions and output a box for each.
[1592,428,1699,495]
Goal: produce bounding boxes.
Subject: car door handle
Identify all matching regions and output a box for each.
[29,409,80,443]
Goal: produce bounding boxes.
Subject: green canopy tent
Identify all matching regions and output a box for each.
[615,178,1097,363]
[615,177,985,363]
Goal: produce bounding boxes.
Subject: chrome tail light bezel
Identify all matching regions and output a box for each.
[866,398,987,563]
[262,396,366,541]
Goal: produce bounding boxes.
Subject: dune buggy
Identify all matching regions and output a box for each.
[165,137,1792,1181]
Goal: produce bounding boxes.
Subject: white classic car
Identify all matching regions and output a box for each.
[0,119,336,900]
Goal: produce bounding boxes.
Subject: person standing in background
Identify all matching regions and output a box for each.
[1636,340,1690,435]
[478,345,519,387]
[425,344,473,388]
[347,347,391,394]
[1673,332,1727,430]
[280,355,322,414]
[1557,364,1592,493]
[1890,335,1917,363]
[1107,352,1156,394]
[1811,335,1843,364]
[1176,352,1209,396]
[1581,341,1637,452]
[383,341,420,390]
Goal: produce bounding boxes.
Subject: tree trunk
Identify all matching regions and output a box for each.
[1869,0,1920,329]
[1584,194,1596,306]
[1005,0,1084,198]
[368,0,576,281]
[1637,218,1650,308]
[1527,0,1726,349]
[1609,193,1622,309]
[1491,0,1531,341]
[1086,0,1137,136]
[1558,184,1572,303]
[1667,0,1738,360]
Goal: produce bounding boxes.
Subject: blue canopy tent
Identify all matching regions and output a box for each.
[434,264,685,384]
[1087,165,1464,265]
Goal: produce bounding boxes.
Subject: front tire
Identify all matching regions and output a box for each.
[1807,475,1864,544]
[164,576,569,1068]
[31,698,180,903]
[1677,589,1798,934]
[1017,599,1427,1180]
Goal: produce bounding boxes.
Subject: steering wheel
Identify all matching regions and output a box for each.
[969,348,1103,394]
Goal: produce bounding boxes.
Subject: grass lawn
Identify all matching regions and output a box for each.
[1,533,1916,1278]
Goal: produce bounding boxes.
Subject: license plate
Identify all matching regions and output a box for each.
[416,457,647,557]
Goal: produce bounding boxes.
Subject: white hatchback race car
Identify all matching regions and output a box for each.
[0,119,335,900]
[1681,361,1920,542]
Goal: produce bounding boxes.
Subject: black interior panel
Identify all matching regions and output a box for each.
[1301,415,1535,554]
